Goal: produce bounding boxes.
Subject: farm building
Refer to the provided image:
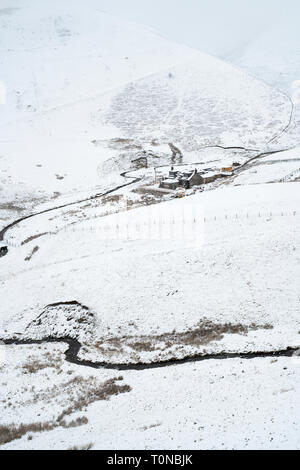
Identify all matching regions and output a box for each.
[159,178,180,190]
[184,169,204,188]
[159,166,223,190]
[201,171,222,184]
[221,166,233,172]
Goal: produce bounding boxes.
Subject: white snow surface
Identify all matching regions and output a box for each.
[234,147,300,185]
[1,343,300,450]
[1,182,299,364]
[0,1,300,451]
[226,16,300,150]
[0,0,293,224]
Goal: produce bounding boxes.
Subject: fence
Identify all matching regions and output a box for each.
[53,209,299,242]
[3,210,298,247]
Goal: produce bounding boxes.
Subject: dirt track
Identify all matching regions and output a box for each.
[0,171,142,247]
[0,146,290,250]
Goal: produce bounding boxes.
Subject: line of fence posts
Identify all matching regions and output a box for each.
[62,210,298,232]
[5,210,297,242]
[74,209,298,235]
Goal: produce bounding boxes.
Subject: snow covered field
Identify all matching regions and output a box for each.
[1,343,300,450]
[227,14,300,151]
[1,182,300,362]
[234,147,300,185]
[1,171,300,449]
[0,0,293,226]
[0,0,299,451]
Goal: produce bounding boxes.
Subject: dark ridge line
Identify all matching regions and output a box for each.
[1,336,299,371]
[202,144,260,153]
[28,301,92,327]
[45,300,90,310]
[232,148,292,174]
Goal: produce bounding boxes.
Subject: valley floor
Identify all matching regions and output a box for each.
[0,147,300,450]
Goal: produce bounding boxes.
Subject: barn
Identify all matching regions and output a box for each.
[182,169,204,188]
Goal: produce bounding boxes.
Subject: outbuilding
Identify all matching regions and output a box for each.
[159,178,180,190]
[182,169,204,188]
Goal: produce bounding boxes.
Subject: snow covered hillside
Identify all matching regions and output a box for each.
[1,167,300,449]
[0,0,300,451]
[1,180,300,363]
[227,17,300,93]
[226,15,300,149]
[0,0,292,226]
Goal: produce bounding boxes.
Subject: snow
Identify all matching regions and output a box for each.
[226,16,300,150]
[0,0,299,451]
[227,18,300,94]
[0,0,293,226]
[234,147,300,185]
[1,182,299,366]
[1,344,300,450]
[260,147,300,163]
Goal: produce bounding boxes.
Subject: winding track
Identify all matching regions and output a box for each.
[0,146,290,247]
[0,145,297,371]
[0,170,142,245]
[1,336,299,371]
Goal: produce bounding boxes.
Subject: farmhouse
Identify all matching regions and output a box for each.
[160,168,203,190]
[184,168,203,188]
[159,166,223,190]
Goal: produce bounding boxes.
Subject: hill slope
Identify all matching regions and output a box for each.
[0,0,292,220]
[226,16,300,149]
